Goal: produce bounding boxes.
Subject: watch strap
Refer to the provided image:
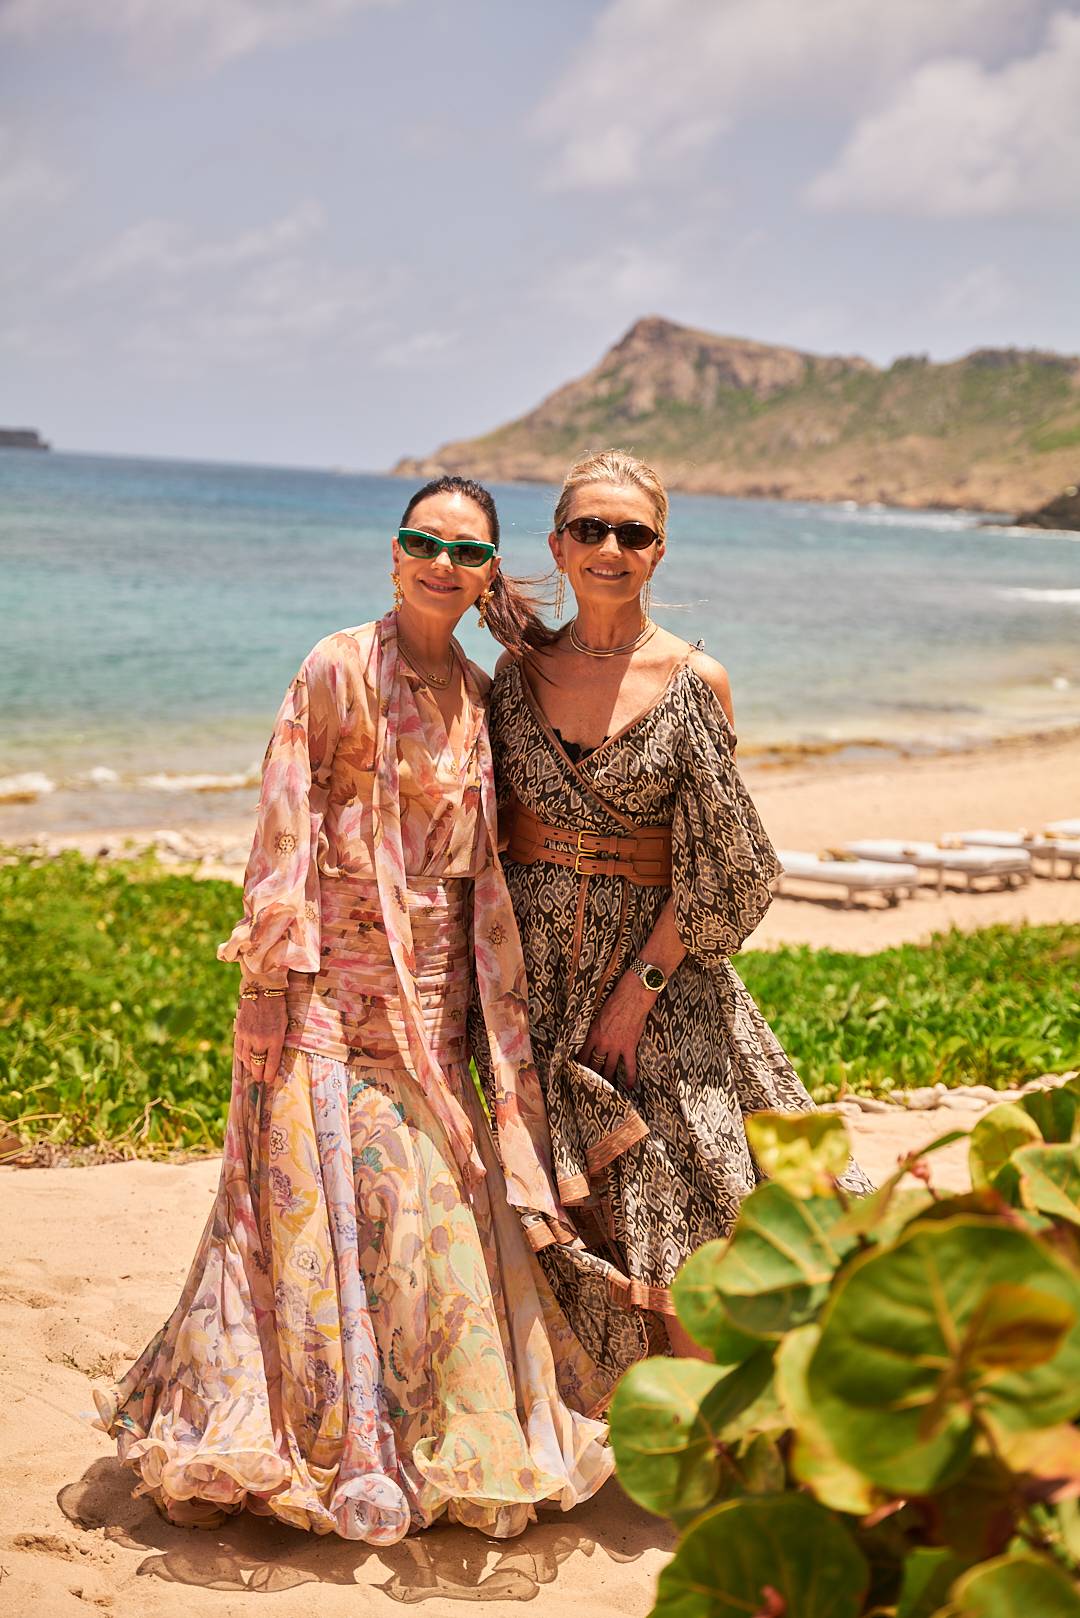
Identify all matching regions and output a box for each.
[630,955,668,994]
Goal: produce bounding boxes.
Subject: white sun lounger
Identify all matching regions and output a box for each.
[774,850,920,909]
[842,839,1032,895]
[1047,819,1080,840]
[945,829,1080,879]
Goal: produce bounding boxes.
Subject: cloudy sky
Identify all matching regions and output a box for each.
[3,0,1080,468]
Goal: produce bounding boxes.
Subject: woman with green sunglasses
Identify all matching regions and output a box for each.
[97,476,614,1544]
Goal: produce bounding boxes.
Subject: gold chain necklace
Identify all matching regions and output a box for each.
[398,637,455,688]
[568,618,657,658]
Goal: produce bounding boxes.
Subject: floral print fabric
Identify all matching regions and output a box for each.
[95,1053,611,1540]
[96,617,612,1540]
[218,616,565,1223]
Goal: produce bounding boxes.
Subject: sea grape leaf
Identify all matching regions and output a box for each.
[775,1324,882,1516]
[677,1182,858,1344]
[607,1350,773,1524]
[928,1453,1017,1560]
[744,1109,851,1196]
[734,1433,786,1495]
[651,1493,868,1618]
[807,1217,1080,1495]
[671,1243,763,1364]
[969,1103,1042,1202]
[1057,1497,1080,1562]
[897,1547,971,1618]
[940,1551,1080,1617]
[1013,1143,1080,1229]
[963,1282,1074,1374]
[1020,1088,1080,1145]
[987,1420,1080,1499]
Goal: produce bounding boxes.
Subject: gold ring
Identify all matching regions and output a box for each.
[250,1051,268,1066]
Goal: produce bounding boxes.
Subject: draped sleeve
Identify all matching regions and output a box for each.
[218,636,349,987]
[670,670,779,968]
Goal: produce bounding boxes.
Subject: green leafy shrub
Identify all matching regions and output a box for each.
[739,927,1080,1099]
[0,854,1077,1154]
[610,1095,1080,1617]
[0,852,239,1153]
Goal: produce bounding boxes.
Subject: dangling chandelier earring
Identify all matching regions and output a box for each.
[391,570,403,612]
[477,585,494,629]
[642,575,653,623]
[554,566,566,621]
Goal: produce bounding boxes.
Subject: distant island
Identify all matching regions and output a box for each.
[0,428,49,451]
[391,316,1080,513]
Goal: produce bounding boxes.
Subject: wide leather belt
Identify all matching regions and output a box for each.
[504,799,672,886]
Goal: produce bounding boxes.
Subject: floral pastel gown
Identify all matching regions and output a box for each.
[95,616,612,1544]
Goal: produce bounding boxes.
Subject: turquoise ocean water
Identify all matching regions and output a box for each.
[2,450,1079,832]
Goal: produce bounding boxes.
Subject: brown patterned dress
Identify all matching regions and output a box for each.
[472,656,871,1376]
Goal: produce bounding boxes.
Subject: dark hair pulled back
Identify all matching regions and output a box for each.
[400,475,556,659]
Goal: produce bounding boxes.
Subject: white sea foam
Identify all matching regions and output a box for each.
[822,505,979,531]
[137,769,260,794]
[0,771,56,803]
[996,587,1080,605]
[83,765,120,787]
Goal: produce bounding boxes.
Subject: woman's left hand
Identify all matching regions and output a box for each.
[578,972,654,1090]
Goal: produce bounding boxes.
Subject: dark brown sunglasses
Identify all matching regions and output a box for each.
[559,517,659,550]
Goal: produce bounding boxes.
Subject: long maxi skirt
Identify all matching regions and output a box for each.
[94,1048,613,1543]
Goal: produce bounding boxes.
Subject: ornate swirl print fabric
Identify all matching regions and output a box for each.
[472,660,872,1375]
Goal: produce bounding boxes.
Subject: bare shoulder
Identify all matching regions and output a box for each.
[688,647,732,703]
[687,646,734,728]
[493,648,516,678]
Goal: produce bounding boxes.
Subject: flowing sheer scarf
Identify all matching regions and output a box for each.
[371,615,562,1221]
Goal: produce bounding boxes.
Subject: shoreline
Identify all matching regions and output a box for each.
[5,725,1079,954]
[5,713,1080,838]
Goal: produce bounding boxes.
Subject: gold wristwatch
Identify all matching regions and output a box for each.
[629,956,668,994]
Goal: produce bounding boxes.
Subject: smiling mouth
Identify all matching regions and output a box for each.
[418,577,460,595]
[586,566,630,579]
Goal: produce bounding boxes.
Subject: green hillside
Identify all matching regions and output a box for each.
[392,316,1080,512]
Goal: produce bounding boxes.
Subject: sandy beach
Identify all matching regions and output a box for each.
[745,726,1080,949]
[1,726,1076,1615]
[0,1104,980,1618]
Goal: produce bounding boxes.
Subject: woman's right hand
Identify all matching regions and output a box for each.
[234,991,288,1082]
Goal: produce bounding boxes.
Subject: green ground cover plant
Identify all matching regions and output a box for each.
[0,853,1077,1156]
[610,1100,1080,1617]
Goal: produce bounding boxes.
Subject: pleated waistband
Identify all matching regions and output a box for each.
[285,875,472,1068]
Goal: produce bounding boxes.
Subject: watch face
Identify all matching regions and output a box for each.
[643,965,666,992]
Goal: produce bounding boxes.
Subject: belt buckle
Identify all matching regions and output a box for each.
[574,829,601,875]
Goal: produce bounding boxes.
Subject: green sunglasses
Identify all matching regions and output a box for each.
[397,528,497,568]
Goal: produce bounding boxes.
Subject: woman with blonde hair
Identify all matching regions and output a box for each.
[480,450,869,1367]
[95,476,612,1543]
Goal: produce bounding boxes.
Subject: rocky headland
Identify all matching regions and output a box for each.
[0,426,49,450]
[1014,481,1080,530]
[392,316,1080,512]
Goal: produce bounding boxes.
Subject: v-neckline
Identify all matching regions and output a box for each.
[517,655,690,771]
[404,640,481,774]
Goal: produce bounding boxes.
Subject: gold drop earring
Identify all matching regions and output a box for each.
[477,585,494,629]
[391,569,403,612]
[554,566,566,620]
